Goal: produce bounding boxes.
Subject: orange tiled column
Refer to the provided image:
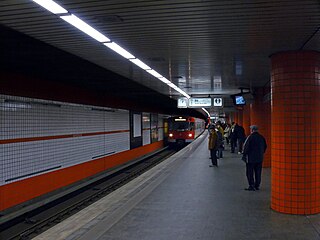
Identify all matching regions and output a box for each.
[270,50,320,214]
[234,111,238,124]
[250,88,271,167]
[237,109,243,126]
[242,105,251,137]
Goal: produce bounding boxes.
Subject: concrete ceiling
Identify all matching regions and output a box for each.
[0,0,319,116]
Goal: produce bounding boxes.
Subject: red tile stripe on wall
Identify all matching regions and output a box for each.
[0,130,130,144]
[270,51,320,215]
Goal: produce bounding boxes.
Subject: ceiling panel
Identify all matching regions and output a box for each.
[0,0,319,116]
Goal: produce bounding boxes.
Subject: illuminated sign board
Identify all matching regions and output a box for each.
[188,98,212,108]
[177,97,188,108]
[213,98,223,107]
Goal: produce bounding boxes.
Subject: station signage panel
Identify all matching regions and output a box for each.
[177,97,188,108]
[213,98,223,107]
[188,98,212,108]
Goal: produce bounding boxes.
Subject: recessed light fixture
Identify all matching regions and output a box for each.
[30,0,210,116]
[32,0,68,14]
[104,42,135,59]
[60,14,110,42]
[129,58,151,70]
[158,77,171,84]
[146,69,163,79]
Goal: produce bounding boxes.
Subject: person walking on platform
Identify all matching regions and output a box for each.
[208,126,218,167]
[242,125,267,191]
[215,123,224,158]
[229,122,238,153]
[237,125,246,154]
[224,123,231,145]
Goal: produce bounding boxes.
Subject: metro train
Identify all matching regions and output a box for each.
[167,116,205,146]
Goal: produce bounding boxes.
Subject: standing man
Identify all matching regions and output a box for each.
[215,123,224,158]
[242,125,267,191]
[208,126,218,167]
[229,122,237,153]
[237,125,246,154]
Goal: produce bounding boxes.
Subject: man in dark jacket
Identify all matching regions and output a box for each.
[208,127,219,167]
[242,125,267,191]
[229,122,237,153]
[237,125,246,154]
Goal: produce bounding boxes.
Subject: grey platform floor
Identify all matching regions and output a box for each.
[33,132,320,240]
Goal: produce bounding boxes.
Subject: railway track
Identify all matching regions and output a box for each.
[0,147,177,240]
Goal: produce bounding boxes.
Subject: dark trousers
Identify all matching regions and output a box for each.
[238,139,244,153]
[210,149,218,165]
[246,162,263,188]
[230,139,237,153]
[217,147,223,158]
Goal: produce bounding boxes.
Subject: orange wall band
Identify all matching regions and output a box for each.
[0,141,164,211]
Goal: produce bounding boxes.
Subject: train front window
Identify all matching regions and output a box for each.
[169,121,190,131]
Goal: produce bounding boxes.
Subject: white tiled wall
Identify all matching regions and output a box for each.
[0,95,130,185]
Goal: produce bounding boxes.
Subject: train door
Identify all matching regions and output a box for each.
[163,117,169,145]
[142,112,151,146]
[150,113,158,143]
[129,111,142,149]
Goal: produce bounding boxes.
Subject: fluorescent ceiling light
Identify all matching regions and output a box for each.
[129,58,151,70]
[146,69,163,79]
[31,1,199,103]
[60,14,110,42]
[167,82,177,88]
[158,77,171,84]
[174,87,190,98]
[166,83,190,98]
[176,89,190,98]
[104,42,135,59]
[32,0,68,14]
[144,71,172,85]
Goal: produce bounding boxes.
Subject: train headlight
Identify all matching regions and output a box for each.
[169,133,173,137]
[188,133,193,137]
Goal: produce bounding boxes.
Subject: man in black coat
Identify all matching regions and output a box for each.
[242,125,267,191]
[237,125,246,154]
[229,122,238,153]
